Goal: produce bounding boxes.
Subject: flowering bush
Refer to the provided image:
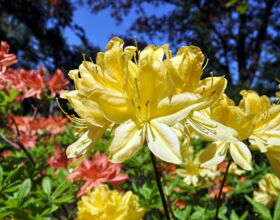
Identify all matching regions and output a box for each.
[0,39,280,220]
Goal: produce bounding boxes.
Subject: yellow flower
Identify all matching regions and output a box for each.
[254,173,280,208]
[177,159,207,186]
[75,184,145,220]
[241,90,280,176]
[192,92,258,170]
[61,37,227,164]
[195,90,280,171]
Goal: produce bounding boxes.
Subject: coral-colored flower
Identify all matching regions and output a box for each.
[0,68,24,93]
[21,66,47,99]
[48,69,69,97]
[160,162,176,179]
[48,148,68,170]
[172,199,186,210]
[0,66,47,100]
[1,151,10,158]
[173,187,180,192]
[0,41,17,73]
[67,152,128,197]
[7,114,67,148]
[6,115,37,148]
[46,115,69,135]
[209,178,232,198]
[238,176,248,183]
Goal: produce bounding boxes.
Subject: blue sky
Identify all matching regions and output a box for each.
[65,3,175,50]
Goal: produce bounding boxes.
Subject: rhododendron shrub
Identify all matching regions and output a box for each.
[0,39,280,220]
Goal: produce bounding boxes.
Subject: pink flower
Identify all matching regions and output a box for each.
[48,148,68,170]
[48,69,69,97]
[67,152,129,197]
[0,41,17,73]
[6,114,37,148]
[0,67,47,100]
[45,115,69,135]
[21,66,47,99]
[1,151,10,158]
[6,114,67,148]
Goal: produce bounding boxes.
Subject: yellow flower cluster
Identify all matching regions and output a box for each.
[75,184,145,220]
[61,37,226,168]
[177,146,245,186]
[253,173,280,208]
[61,37,280,176]
[188,90,280,172]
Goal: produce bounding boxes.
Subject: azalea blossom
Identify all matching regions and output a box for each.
[48,69,69,96]
[0,67,47,100]
[48,148,68,170]
[0,41,17,73]
[7,114,68,148]
[253,173,280,208]
[172,199,186,210]
[75,184,145,220]
[192,90,280,171]
[209,178,232,199]
[160,162,176,179]
[67,152,128,197]
[21,66,47,99]
[61,37,227,165]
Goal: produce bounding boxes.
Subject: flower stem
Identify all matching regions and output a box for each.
[160,165,178,220]
[215,159,232,219]
[150,151,171,220]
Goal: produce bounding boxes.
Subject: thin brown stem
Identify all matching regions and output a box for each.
[0,133,36,166]
[150,151,170,220]
[215,160,232,219]
[160,165,178,220]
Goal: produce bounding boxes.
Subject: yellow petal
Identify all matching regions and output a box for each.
[61,90,109,127]
[266,146,280,161]
[252,105,280,146]
[137,56,175,105]
[168,46,205,92]
[229,142,252,170]
[66,126,106,158]
[199,141,229,168]
[109,121,144,163]
[266,153,280,178]
[104,37,124,81]
[88,89,133,123]
[152,92,202,125]
[147,120,182,164]
[187,110,238,142]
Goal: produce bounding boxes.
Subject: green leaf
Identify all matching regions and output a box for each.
[53,194,74,204]
[237,3,249,14]
[226,0,238,7]
[273,193,280,220]
[219,206,228,220]
[240,211,249,220]
[42,177,52,196]
[0,210,14,218]
[52,180,69,198]
[230,210,239,220]
[245,195,272,220]
[0,167,3,186]
[3,167,20,183]
[17,178,31,201]
[41,205,59,216]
